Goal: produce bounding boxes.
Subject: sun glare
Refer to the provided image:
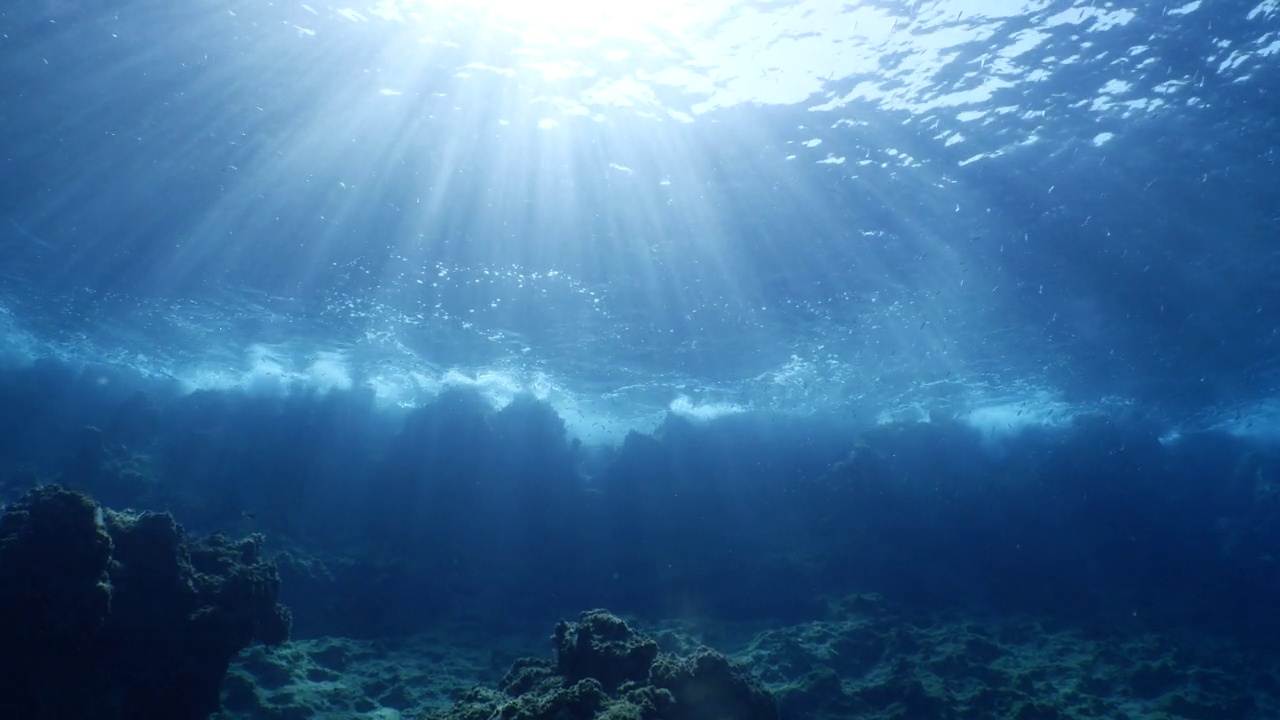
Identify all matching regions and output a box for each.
[458,0,706,38]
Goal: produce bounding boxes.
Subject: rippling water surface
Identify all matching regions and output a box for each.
[2,0,1278,442]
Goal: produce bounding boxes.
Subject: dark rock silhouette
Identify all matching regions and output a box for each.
[555,608,660,691]
[425,609,776,720]
[0,485,291,719]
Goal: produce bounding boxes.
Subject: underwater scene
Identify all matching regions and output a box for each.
[2,0,1280,718]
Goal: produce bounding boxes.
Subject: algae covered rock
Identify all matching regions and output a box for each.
[425,609,777,720]
[555,608,660,690]
[650,646,777,720]
[0,485,291,719]
[0,483,114,642]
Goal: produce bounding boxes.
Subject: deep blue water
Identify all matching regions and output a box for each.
[3,0,1280,712]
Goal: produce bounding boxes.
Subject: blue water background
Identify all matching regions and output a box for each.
[3,0,1276,440]
[2,0,1280,645]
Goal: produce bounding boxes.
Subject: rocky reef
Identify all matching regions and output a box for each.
[209,595,1280,720]
[423,609,778,720]
[744,594,1271,720]
[0,485,291,719]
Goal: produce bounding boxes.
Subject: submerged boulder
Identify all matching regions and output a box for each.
[0,485,291,719]
[426,609,777,720]
[555,608,660,691]
[650,646,778,720]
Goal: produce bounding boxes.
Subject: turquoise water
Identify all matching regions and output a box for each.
[5,0,1277,443]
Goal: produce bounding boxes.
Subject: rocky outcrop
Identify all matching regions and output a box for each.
[0,485,290,719]
[425,609,777,720]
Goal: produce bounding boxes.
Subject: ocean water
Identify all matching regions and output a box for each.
[2,0,1280,718]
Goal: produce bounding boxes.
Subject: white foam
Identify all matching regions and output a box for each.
[669,395,747,422]
[965,398,1073,437]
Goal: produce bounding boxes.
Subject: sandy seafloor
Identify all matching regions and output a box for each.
[214,595,1280,720]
